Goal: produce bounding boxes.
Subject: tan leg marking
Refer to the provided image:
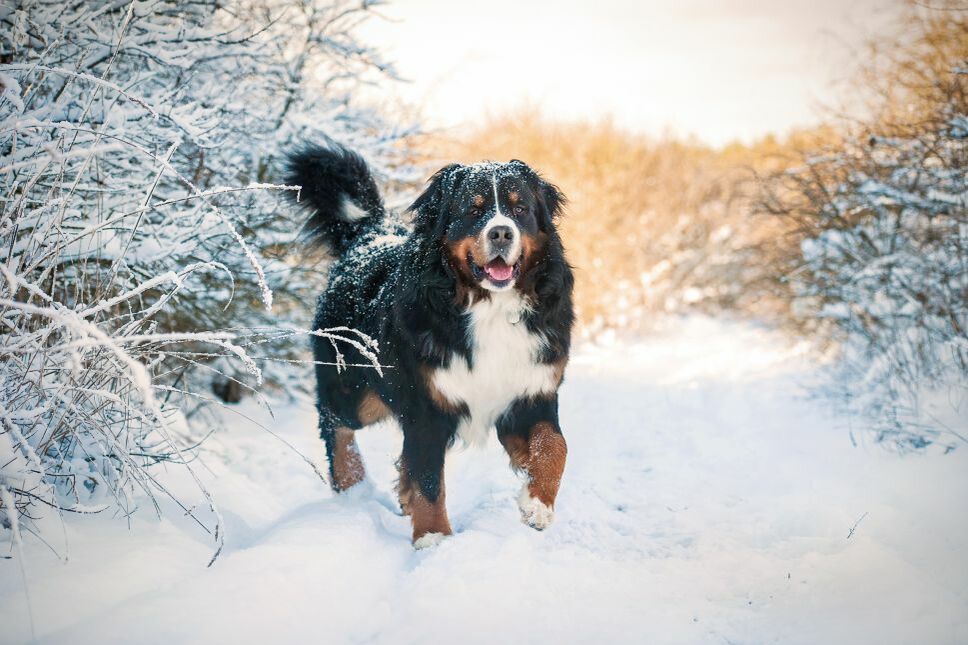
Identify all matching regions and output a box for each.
[396,457,452,546]
[502,421,567,529]
[502,434,530,473]
[331,426,365,491]
[357,390,392,426]
[396,458,414,517]
[525,422,567,507]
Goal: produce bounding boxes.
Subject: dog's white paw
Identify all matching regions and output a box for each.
[518,486,555,530]
[412,532,447,550]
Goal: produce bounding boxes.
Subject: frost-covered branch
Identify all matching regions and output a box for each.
[0,0,415,561]
[757,5,967,451]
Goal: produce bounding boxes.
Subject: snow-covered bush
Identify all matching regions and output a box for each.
[759,5,967,451]
[0,0,405,559]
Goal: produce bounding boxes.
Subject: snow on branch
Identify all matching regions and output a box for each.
[757,9,967,451]
[0,0,415,563]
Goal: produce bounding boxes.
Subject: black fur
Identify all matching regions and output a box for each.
[286,142,386,255]
[287,142,574,522]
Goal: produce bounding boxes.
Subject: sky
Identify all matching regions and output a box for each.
[357,0,902,147]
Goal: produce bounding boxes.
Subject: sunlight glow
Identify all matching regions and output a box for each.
[358,0,900,146]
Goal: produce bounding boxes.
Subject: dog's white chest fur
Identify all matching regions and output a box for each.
[432,291,557,447]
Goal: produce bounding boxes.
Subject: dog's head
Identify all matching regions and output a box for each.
[409,160,564,293]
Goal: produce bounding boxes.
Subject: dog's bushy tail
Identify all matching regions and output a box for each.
[285,142,385,257]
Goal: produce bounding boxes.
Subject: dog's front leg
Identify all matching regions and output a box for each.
[397,414,456,548]
[498,396,567,530]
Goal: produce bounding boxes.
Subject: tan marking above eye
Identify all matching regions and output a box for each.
[471,194,485,207]
[508,191,519,204]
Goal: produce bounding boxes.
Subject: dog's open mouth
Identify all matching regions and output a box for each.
[469,255,521,287]
[485,259,515,281]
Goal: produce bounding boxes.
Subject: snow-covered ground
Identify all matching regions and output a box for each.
[2,318,966,644]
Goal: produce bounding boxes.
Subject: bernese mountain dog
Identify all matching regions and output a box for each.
[286,143,574,548]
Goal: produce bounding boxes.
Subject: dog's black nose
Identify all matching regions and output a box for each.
[488,226,514,244]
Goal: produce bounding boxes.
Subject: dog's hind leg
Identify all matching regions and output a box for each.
[319,409,366,492]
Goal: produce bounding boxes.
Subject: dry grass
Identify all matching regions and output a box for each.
[421,111,828,336]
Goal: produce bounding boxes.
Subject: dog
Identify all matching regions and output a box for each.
[286,143,574,548]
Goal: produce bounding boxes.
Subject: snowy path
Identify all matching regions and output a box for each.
[2,318,967,644]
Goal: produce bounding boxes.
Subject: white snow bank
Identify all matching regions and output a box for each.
[1,317,966,644]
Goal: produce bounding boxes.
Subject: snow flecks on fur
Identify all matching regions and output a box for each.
[325,218,410,318]
[1,318,967,643]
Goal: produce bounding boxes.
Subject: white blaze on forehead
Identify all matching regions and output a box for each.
[492,171,503,217]
[481,170,521,263]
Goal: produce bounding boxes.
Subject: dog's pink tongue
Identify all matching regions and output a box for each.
[485,260,514,281]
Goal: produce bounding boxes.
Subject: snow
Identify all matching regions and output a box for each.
[2,317,967,644]
[517,486,555,530]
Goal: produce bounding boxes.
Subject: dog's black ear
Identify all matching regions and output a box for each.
[537,178,566,221]
[408,163,465,233]
[510,159,566,229]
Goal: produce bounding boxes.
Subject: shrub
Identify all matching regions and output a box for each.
[758,3,967,450]
[0,0,404,560]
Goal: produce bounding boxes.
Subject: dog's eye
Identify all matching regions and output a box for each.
[468,207,481,217]
[512,205,526,216]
